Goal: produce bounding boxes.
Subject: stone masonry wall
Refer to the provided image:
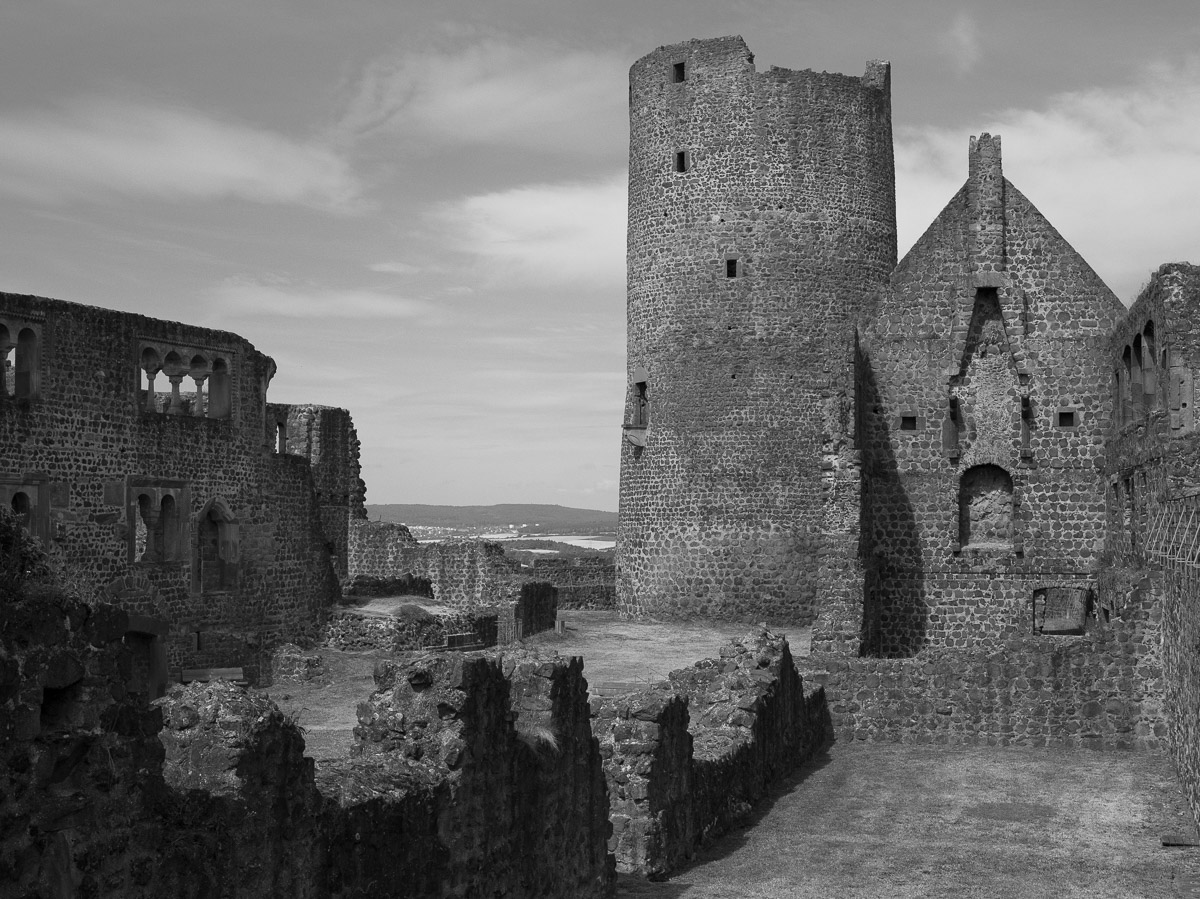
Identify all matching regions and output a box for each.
[345,650,615,897]
[857,136,1124,656]
[1104,263,1200,828]
[810,594,1164,750]
[528,556,616,610]
[0,293,348,678]
[618,36,895,631]
[322,606,498,653]
[271,403,364,579]
[593,629,828,878]
[348,520,558,639]
[1,587,614,897]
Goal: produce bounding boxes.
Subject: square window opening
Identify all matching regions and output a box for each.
[900,415,917,431]
[1058,410,1077,428]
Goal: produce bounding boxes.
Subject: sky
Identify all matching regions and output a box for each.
[1,1,1197,512]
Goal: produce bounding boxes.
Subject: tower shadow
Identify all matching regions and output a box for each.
[857,347,927,657]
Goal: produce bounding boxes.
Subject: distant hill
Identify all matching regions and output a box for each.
[365,503,617,536]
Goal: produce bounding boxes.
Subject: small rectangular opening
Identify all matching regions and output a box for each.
[674,150,688,173]
[900,415,917,431]
[672,61,686,83]
[1057,410,1077,427]
[725,258,738,278]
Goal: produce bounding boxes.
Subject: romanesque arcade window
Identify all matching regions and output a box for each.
[1,319,42,401]
[129,481,189,564]
[139,340,232,419]
[1116,320,1168,426]
[958,464,1014,549]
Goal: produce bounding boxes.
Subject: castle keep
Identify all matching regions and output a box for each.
[619,37,895,632]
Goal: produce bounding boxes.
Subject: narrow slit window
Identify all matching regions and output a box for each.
[725,258,739,278]
[674,150,689,173]
[672,61,686,83]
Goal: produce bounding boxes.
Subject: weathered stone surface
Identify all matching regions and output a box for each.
[594,628,829,878]
[618,37,894,629]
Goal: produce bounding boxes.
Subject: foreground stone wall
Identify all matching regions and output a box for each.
[343,650,614,897]
[593,629,829,878]
[1,588,614,898]
[618,36,895,627]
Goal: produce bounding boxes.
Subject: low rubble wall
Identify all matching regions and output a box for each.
[323,606,499,652]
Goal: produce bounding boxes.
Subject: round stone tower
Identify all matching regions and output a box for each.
[618,36,896,631]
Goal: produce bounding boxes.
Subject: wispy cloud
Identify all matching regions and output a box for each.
[368,261,420,274]
[938,11,982,75]
[0,98,362,211]
[207,276,431,320]
[335,37,628,156]
[897,55,1200,301]
[433,174,626,286]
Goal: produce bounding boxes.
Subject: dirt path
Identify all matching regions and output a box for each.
[618,742,1200,899]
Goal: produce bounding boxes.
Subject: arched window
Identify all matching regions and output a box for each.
[1143,322,1159,410]
[136,493,156,561]
[140,347,162,412]
[160,495,179,561]
[0,324,11,397]
[1121,346,1133,425]
[195,498,238,593]
[959,464,1014,548]
[1131,336,1145,415]
[14,328,38,399]
[188,354,209,417]
[208,358,231,419]
[11,491,30,530]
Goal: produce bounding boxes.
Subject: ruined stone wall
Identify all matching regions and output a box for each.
[857,136,1124,656]
[273,403,364,577]
[345,650,615,897]
[1103,263,1200,826]
[0,293,347,677]
[594,630,829,878]
[348,521,559,628]
[322,606,498,652]
[812,596,1164,749]
[618,36,895,631]
[529,555,616,610]
[2,588,614,897]
[349,522,525,607]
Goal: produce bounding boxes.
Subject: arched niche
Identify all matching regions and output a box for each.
[959,464,1014,548]
[194,497,239,593]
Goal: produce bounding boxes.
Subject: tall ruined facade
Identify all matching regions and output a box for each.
[618,37,895,640]
[859,135,1125,655]
[0,293,359,680]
